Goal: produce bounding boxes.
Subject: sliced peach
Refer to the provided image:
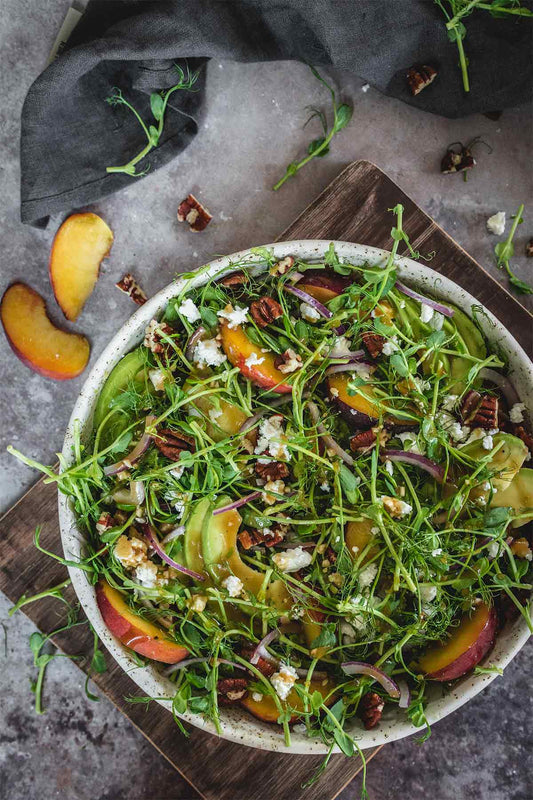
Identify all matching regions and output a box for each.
[418,603,497,681]
[297,270,351,303]
[219,323,292,393]
[241,677,337,723]
[1,283,90,380]
[345,518,378,565]
[96,580,188,664]
[328,373,380,425]
[302,606,329,660]
[50,212,114,321]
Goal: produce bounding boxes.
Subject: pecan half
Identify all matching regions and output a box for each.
[250,297,283,327]
[255,461,290,481]
[219,271,248,288]
[526,239,533,258]
[407,64,437,95]
[471,395,499,429]
[217,677,249,705]
[177,194,212,232]
[116,273,148,306]
[240,646,276,677]
[155,429,195,461]
[460,389,482,423]
[513,424,533,454]
[359,692,385,730]
[362,331,385,359]
[274,349,302,374]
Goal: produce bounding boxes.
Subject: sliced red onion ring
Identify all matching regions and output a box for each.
[284,284,345,335]
[294,668,329,679]
[251,629,280,665]
[112,480,145,506]
[287,271,304,283]
[185,325,207,362]
[384,450,445,483]
[341,661,401,699]
[397,679,411,709]
[479,368,522,409]
[160,525,186,545]
[394,281,454,318]
[213,491,262,516]
[164,656,247,676]
[238,395,294,435]
[329,348,366,361]
[142,523,205,581]
[325,362,375,377]
[307,401,354,466]
[104,415,156,477]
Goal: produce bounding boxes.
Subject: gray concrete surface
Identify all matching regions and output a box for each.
[0,2,532,799]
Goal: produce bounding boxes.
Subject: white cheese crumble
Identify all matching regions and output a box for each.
[272,546,312,573]
[222,575,244,597]
[135,562,160,588]
[361,83,370,93]
[208,407,223,423]
[300,302,321,323]
[419,585,437,603]
[330,336,352,357]
[509,402,526,424]
[487,211,506,236]
[254,415,290,460]
[420,303,434,324]
[270,663,298,701]
[320,481,330,492]
[217,304,249,329]
[252,692,264,703]
[384,459,394,477]
[178,297,201,323]
[487,541,500,559]
[338,594,380,633]
[380,496,412,517]
[429,312,444,331]
[398,431,424,455]
[431,548,443,557]
[194,338,227,368]
[148,368,167,392]
[482,435,494,450]
[263,479,285,504]
[244,352,265,369]
[382,336,399,356]
[358,563,378,589]
[441,394,458,412]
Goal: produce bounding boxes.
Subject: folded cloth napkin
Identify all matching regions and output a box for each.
[20,0,532,226]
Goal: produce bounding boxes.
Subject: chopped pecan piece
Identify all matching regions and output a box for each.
[96,512,115,533]
[219,271,248,288]
[217,677,249,705]
[359,691,385,730]
[155,429,195,461]
[238,530,256,550]
[361,331,386,359]
[269,256,294,276]
[471,395,499,429]
[460,389,482,423]
[350,429,377,452]
[407,64,437,95]
[250,297,283,328]
[144,319,175,355]
[255,461,290,481]
[510,537,532,559]
[115,273,147,306]
[513,424,533,454]
[441,144,476,175]
[177,194,212,232]
[526,239,533,258]
[238,525,285,549]
[274,349,302,374]
[240,646,276,677]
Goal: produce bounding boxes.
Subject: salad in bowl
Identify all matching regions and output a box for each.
[14,216,532,767]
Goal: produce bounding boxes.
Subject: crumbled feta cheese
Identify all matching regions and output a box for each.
[135,561,159,588]
[431,548,443,557]
[382,337,399,356]
[178,297,201,323]
[487,541,500,559]
[338,594,380,633]
[509,403,526,424]
[361,83,370,93]
[320,481,330,492]
[255,415,290,460]
[380,496,412,517]
[270,663,298,701]
[429,312,444,331]
[437,411,470,442]
[371,527,380,535]
[420,304,434,324]
[277,349,302,374]
[300,302,321,323]
[441,394,458,412]
[170,466,185,480]
[419,585,437,603]
[217,303,249,329]
[168,491,187,518]
[358,563,378,589]
[148,368,167,392]
[330,336,353,357]
[208,407,223,423]
[264,479,285,504]
[458,427,485,448]
[222,575,244,597]
[340,620,357,643]
[244,352,265,369]
[252,692,264,703]
[384,459,394,476]
[272,546,312,573]
[482,435,494,450]
[188,595,207,613]
[487,211,506,236]
[194,338,227,368]
[114,535,148,568]
[398,431,424,455]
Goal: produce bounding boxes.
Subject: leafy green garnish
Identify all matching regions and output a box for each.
[494,204,532,294]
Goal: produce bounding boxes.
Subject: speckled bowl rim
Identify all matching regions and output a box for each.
[60,240,532,754]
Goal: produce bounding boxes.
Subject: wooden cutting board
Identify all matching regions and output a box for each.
[1,161,530,800]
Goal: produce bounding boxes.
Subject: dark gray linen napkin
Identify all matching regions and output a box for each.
[20,0,532,226]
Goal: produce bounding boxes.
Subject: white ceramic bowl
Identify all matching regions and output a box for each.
[60,241,532,753]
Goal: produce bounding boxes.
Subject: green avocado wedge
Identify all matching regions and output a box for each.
[446,306,487,392]
[489,468,533,528]
[93,349,147,442]
[462,433,528,492]
[184,497,211,578]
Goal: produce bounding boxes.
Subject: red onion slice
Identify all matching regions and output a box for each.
[112,480,145,506]
[185,325,207,362]
[160,525,186,545]
[397,679,411,709]
[341,661,401,698]
[394,281,454,318]
[164,656,247,676]
[325,362,375,377]
[238,395,294,435]
[104,415,156,477]
[308,401,354,466]
[142,523,205,581]
[250,629,280,665]
[284,285,345,335]
[384,450,445,483]
[212,491,262,516]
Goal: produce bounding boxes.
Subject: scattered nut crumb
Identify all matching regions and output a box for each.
[116,273,147,305]
[177,194,212,232]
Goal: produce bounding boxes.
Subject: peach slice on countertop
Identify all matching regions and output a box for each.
[1,283,90,380]
[418,603,497,681]
[96,580,188,664]
[241,677,337,723]
[219,323,292,393]
[50,212,114,321]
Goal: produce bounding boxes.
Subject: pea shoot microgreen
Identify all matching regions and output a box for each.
[273,66,353,191]
[105,64,200,176]
[494,204,532,294]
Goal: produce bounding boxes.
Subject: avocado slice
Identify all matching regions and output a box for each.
[461,433,528,492]
[93,349,147,442]
[446,306,487,392]
[489,468,533,528]
[185,381,248,442]
[184,497,211,578]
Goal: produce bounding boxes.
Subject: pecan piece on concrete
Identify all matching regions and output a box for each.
[250,297,283,327]
[219,271,248,288]
[155,429,195,461]
[177,193,212,232]
[526,238,533,258]
[274,348,302,374]
[406,64,438,95]
[255,461,290,481]
[361,331,386,359]
[217,677,249,705]
[240,646,276,677]
[116,273,148,306]
[441,144,476,175]
[513,424,533,454]
[359,692,385,730]
[144,319,175,355]
[471,395,499,429]
[350,429,377,453]
[460,389,482,423]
